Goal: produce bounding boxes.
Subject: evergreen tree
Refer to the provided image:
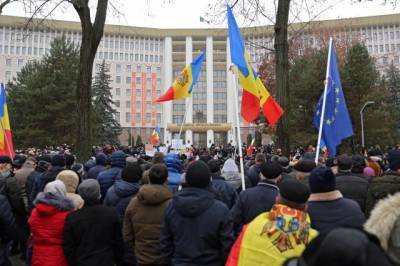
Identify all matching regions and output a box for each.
[92,60,121,145]
[386,62,400,128]
[246,133,253,146]
[136,135,143,147]
[8,36,79,148]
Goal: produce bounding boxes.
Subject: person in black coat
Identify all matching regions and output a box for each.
[26,157,51,213]
[63,179,124,266]
[245,153,265,187]
[230,161,282,235]
[0,194,17,266]
[335,154,369,213]
[308,167,365,233]
[208,159,238,209]
[160,160,234,266]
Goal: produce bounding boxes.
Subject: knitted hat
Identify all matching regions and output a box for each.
[309,166,336,193]
[78,179,101,202]
[260,161,283,179]
[279,179,310,204]
[121,162,143,183]
[294,159,316,173]
[388,150,400,171]
[208,159,221,174]
[52,154,66,167]
[0,156,12,164]
[186,160,211,188]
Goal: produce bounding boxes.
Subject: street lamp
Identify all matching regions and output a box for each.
[360,101,375,148]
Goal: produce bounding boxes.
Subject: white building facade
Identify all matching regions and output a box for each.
[0,14,399,147]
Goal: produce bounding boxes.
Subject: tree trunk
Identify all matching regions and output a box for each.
[73,0,108,161]
[274,0,291,156]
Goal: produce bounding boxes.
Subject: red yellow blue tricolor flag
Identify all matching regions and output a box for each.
[227,5,284,126]
[156,52,206,102]
[150,126,161,145]
[0,83,14,158]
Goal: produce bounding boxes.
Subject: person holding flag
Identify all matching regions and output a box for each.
[313,38,353,162]
[156,52,205,102]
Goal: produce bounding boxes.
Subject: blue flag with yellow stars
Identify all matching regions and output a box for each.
[313,41,353,156]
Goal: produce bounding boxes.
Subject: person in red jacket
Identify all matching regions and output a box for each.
[29,180,74,266]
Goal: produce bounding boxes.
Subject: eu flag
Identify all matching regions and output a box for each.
[313,41,353,156]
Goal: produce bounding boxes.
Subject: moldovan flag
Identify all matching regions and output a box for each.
[227,5,283,126]
[156,52,205,102]
[0,84,15,158]
[150,126,161,145]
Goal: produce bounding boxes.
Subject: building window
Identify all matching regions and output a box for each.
[136,77,141,84]
[17,59,23,66]
[156,67,161,74]
[173,115,183,123]
[125,112,131,123]
[126,65,131,72]
[116,64,121,73]
[136,100,141,106]
[136,89,141,96]
[147,78,151,88]
[136,113,141,121]
[383,57,388,64]
[115,112,120,122]
[146,113,151,123]
[126,76,131,84]
[395,56,399,64]
[157,78,161,86]
[116,88,121,96]
[391,31,395,40]
[115,100,120,107]
[137,65,141,73]
[140,54,143,61]
[126,88,131,96]
[156,113,161,124]
[116,76,121,83]
[126,101,131,108]
[385,44,389,52]
[145,55,148,62]
[146,66,151,74]
[5,58,11,66]
[380,45,384,53]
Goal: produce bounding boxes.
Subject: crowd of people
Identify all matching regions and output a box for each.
[1,142,400,265]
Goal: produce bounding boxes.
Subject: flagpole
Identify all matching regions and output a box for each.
[178,97,191,140]
[0,120,12,159]
[231,66,246,191]
[315,37,333,165]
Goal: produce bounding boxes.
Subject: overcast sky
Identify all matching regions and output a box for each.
[2,0,400,28]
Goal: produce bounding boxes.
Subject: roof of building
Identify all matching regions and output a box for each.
[1,13,400,38]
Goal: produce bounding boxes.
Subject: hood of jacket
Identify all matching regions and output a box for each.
[164,153,182,173]
[222,158,239,173]
[34,192,74,213]
[365,192,400,251]
[114,179,140,198]
[96,153,107,166]
[172,187,214,217]
[111,151,126,168]
[137,184,172,205]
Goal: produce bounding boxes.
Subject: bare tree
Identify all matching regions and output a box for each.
[0,0,17,14]
[16,0,109,160]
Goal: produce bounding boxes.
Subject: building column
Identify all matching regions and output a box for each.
[163,37,173,145]
[226,36,236,145]
[185,36,193,146]
[206,36,214,145]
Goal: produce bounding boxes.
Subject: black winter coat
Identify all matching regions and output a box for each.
[230,180,279,234]
[0,173,26,226]
[31,166,65,202]
[246,164,262,187]
[365,171,400,216]
[211,176,238,209]
[336,171,369,212]
[63,203,124,266]
[0,194,16,265]
[160,187,234,266]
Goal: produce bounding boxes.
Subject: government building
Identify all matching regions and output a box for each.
[0,14,399,147]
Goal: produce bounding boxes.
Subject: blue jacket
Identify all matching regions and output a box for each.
[230,180,279,234]
[308,191,366,232]
[103,179,140,218]
[86,153,108,180]
[164,154,182,190]
[211,176,238,209]
[97,151,126,202]
[160,187,234,266]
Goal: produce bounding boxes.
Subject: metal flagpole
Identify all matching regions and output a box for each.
[178,97,191,140]
[315,37,333,165]
[0,120,12,159]
[231,66,246,191]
